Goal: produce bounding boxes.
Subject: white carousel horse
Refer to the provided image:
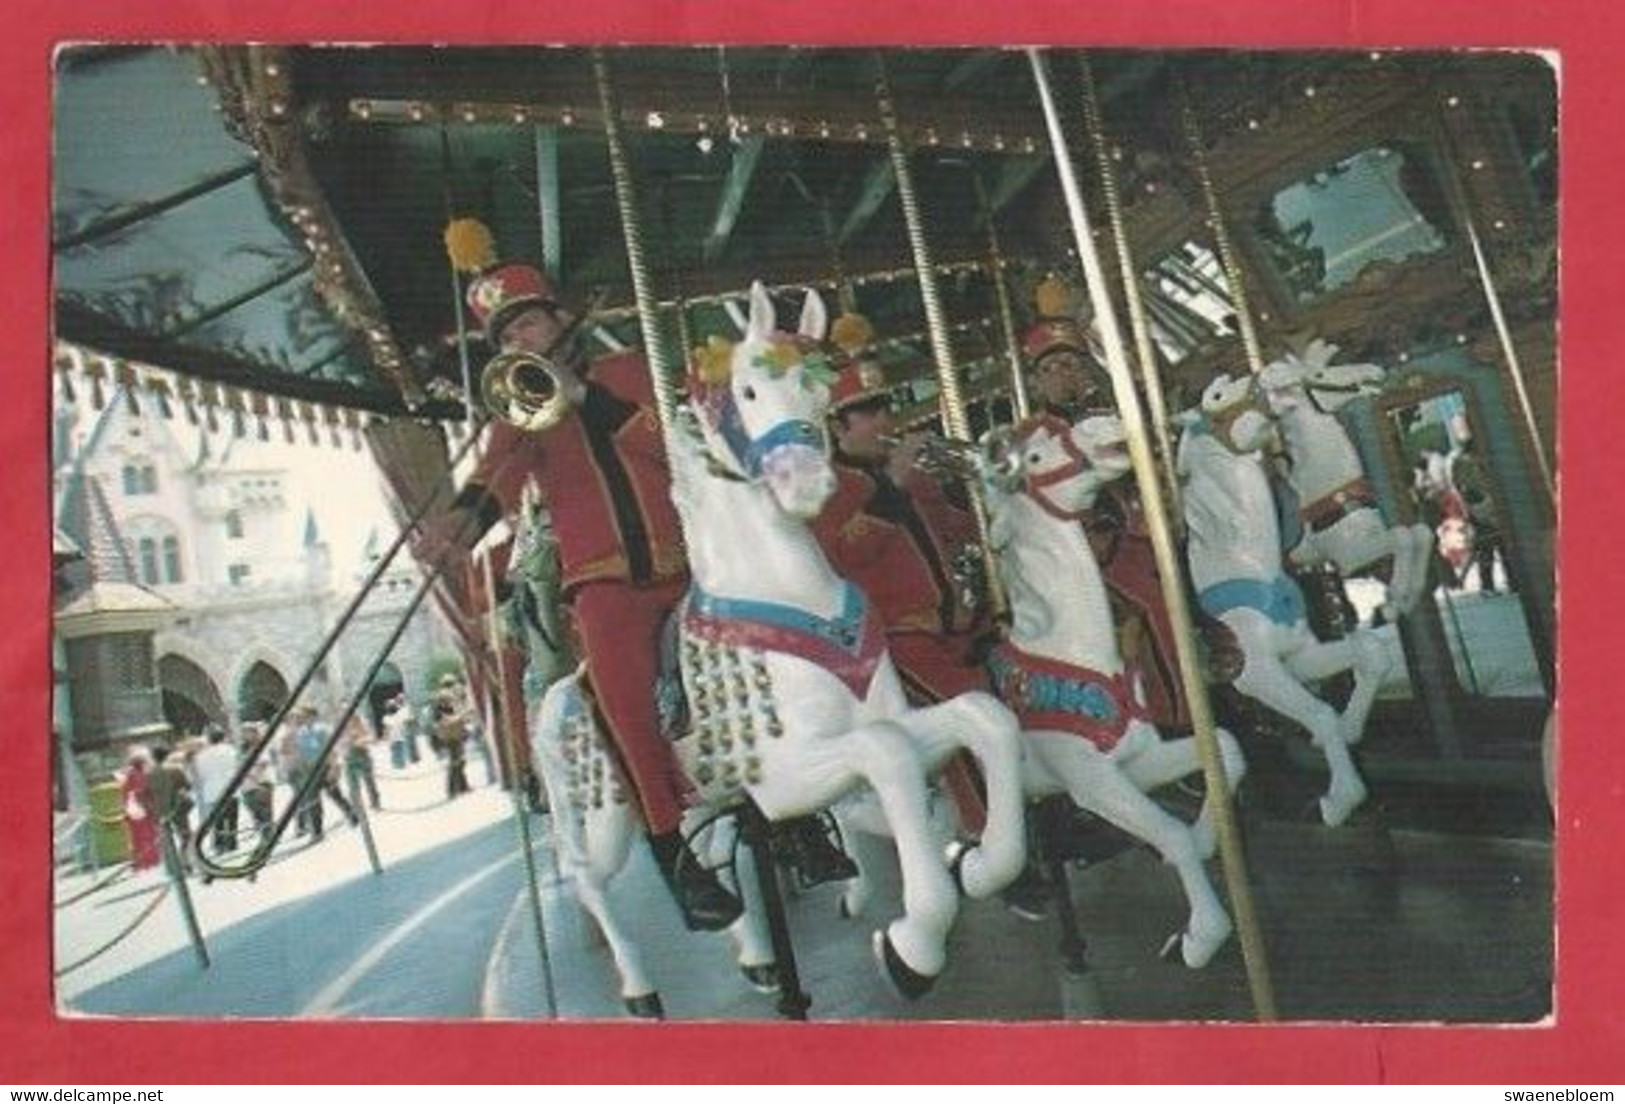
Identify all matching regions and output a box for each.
[981,412,1247,968]
[514,490,776,1019]
[1178,373,1394,827]
[1259,339,1434,621]
[531,282,1027,1008]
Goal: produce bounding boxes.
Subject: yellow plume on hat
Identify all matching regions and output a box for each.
[444,218,497,274]
[829,311,876,355]
[1035,273,1073,318]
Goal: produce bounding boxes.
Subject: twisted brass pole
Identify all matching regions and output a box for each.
[1079,54,1181,524]
[875,54,1004,618]
[1029,48,1277,1022]
[592,48,679,445]
[973,173,1031,422]
[1178,81,1266,376]
[875,56,972,445]
[1437,107,1556,504]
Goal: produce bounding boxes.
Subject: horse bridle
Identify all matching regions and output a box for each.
[1302,376,1372,416]
[1203,377,1274,455]
[699,384,825,483]
[1020,414,1100,522]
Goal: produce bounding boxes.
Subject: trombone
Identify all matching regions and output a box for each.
[880,425,1025,490]
[480,288,610,432]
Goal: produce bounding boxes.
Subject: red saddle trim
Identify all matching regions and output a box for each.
[989,641,1147,753]
[682,604,888,698]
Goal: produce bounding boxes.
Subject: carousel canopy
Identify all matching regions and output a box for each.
[51,45,1556,421]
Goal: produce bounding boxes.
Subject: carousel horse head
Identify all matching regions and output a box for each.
[687,281,838,520]
[1259,338,1387,416]
[1185,372,1278,458]
[1003,412,1131,521]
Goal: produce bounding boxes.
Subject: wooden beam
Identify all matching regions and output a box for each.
[318,50,1048,154]
[837,157,897,246]
[533,125,564,283]
[703,136,766,266]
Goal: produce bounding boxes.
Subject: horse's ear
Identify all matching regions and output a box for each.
[797,288,828,341]
[747,281,776,342]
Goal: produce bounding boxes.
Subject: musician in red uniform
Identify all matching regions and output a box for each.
[811,349,990,718]
[421,262,741,930]
[810,322,1049,915]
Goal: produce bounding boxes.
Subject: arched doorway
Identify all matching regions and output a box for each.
[158,653,225,734]
[237,661,290,724]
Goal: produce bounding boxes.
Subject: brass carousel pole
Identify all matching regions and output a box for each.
[1177,83,1267,378]
[875,55,974,445]
[1437,112,1556,504]
[479,546,559,1019]
[591,48,680,443]
[1028,48,1278,1021]
[1079,55,1181,524]
[594,48,813,1020]
[874,54,1006,620]
[973,173,1032,421]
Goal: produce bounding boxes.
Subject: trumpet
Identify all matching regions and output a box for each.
[881,426,1024,488]
[481,349,576,432]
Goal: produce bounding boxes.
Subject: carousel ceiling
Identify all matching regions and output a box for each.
[50,45,1557,420]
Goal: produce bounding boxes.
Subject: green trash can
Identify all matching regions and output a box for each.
[88,780,130,866]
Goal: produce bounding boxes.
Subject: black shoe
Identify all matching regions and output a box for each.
[779,816,859,888]
[1001,862,1051,922]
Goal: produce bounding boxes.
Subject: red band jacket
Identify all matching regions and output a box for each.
[470,351,687,594]
[811,453,981,637]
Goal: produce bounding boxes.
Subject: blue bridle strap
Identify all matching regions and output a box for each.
[715,396,822,479]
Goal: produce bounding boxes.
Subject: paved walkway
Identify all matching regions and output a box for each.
[54,755,516,1006]
[57,753,1553,1023]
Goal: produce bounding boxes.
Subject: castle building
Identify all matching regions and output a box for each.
[52,345,458,782]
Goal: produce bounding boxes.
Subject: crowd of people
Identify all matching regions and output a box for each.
[116,678,495,876]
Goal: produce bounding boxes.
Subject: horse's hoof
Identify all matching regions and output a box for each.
[1180,914,1233,969]
[740,962,781,995]
[624,992,665,1020]
[1161,929,1228,969]
[944,839,973,897]
[1319,782,1368,828]
[872,930,936,1001]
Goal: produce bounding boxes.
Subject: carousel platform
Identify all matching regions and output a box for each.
[488,802,1553,1024]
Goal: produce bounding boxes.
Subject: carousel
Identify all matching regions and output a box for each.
[51,45,1555,1023]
